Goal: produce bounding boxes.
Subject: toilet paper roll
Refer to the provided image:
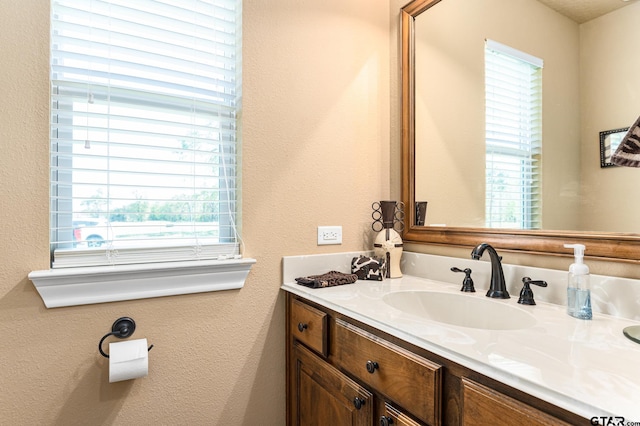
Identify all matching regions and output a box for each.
[109,338,149,383]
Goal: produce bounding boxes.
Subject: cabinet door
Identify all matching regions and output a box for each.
[291,342,373,426]
[461,378,572,426]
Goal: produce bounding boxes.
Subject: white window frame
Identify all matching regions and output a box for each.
[30,0,254,308]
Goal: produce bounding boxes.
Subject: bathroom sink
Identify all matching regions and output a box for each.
[382,291,537,330]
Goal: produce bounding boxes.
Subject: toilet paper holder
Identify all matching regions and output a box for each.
[99,317,154,358]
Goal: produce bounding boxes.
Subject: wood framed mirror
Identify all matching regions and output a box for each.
[400,0,640,261]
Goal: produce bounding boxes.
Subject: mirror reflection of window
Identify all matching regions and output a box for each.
[604,133,623,165]
[609,134,624,155]
[485,40,543,230]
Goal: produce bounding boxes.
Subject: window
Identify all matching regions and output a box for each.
[484,40,542,229]
[50,0,242,268]
[30,0,253,308]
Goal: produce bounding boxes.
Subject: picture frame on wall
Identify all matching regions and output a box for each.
[600,127,629,168]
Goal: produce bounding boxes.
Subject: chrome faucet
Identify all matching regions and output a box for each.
[470,243,510,299]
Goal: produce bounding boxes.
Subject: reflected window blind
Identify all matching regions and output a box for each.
[50,0,242,268]
[485,40,542,230]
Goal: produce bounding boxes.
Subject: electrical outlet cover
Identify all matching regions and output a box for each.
[317,226,342,245]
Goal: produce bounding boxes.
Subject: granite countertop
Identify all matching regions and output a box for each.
[282,275,640,422]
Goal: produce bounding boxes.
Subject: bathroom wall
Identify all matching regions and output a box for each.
[0,0,390,424]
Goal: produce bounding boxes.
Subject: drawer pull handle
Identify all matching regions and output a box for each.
[366,360,379,374]
[380,416,394,426]
[297,322,308,332]
[353,396,365,410]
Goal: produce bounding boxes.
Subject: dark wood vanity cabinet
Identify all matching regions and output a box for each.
[286,293,587,426]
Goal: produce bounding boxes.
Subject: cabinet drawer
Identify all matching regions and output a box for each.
[461,378,572,426]
[382,403,425,426]
[334,319,442,425]
[290,298,328,357]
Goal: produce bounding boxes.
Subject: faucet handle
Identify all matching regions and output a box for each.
[451,267,476,292]
[518,277,548,305]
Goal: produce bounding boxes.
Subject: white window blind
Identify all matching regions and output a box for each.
[50,0,242,268]
[485,40,542,230]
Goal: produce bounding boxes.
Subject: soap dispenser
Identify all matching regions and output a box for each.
[564,244,592,320]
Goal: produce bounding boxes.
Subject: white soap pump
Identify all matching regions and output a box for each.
[564,243,592,320]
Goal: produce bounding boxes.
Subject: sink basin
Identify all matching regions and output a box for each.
[382,291,537,330]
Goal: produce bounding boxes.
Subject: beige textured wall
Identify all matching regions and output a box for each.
[579,1,640,233]
[414,0,581,229]
[0,0,390,424]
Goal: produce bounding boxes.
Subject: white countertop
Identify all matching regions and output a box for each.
[282,273,640,422]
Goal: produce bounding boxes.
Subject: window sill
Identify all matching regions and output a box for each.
[28,258,256,308]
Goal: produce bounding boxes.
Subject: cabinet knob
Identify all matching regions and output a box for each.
[380,416,394,426]
[366,360,379,374]
[353,396,365,410]
[297,322,308,332]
